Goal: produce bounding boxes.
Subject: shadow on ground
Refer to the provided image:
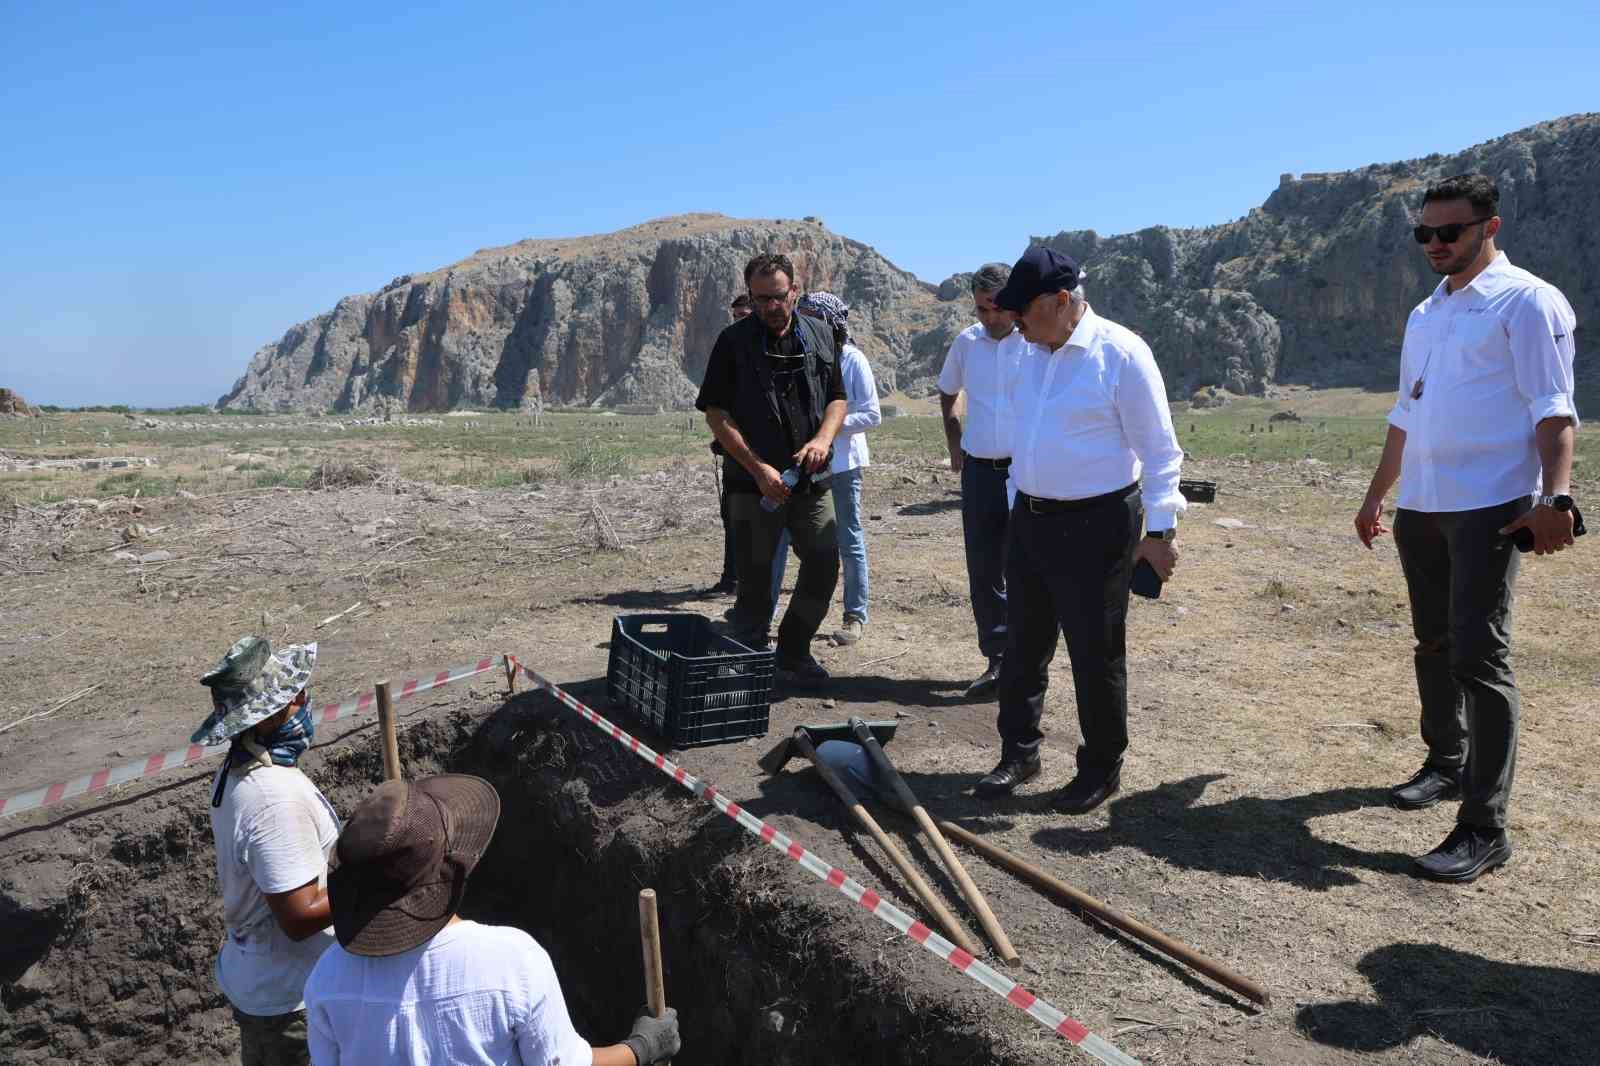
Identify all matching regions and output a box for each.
[570,586,718,610]
[1296,942,1600,1064]
[896,494,962,517]
[1030,771,1408,889]
[771,674,970,709]
[1030,774,1410,889]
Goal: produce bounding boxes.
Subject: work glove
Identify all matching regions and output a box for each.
[624,1006,680,1065]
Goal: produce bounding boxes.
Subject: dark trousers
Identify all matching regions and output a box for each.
[234,1007,310,1066]
[996,485,1142,771]
[1394,498,1527,829]
[718,484,738,584]
[728,489,839,660]
[961,456,1011,661]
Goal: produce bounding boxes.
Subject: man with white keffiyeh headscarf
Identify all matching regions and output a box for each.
[797,292,881,645]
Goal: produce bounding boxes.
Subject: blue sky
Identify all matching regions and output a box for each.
[1,1,1594,407]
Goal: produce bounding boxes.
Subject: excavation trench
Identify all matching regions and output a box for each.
[0,696,1013,1066]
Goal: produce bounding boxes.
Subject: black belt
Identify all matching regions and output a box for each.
[963,452,1011,470]
[1016,483,1138,515]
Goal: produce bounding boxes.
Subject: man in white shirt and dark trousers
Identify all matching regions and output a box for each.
[976,247,1185,813]
[304,774,681,1065]
[938,263,1029,696]
[1356,173,1580,883]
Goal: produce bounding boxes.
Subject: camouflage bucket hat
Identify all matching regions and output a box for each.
[191,636,318,746]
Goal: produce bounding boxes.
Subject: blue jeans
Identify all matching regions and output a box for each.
[830,467,869,623]
[769,529,790,627]
[961,456,1010,660]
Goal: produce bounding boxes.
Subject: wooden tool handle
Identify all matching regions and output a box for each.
[851,802,981,957]
[374,681,401,782]
[637,889,668,1018]
[912,806,1019,964]
[939,820,1271,1006]
[793,731,980,955]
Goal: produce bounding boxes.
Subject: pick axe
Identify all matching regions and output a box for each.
[848,717,1020,965]
[758,723,981,957]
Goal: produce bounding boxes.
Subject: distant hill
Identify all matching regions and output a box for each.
[218,215,969,412]
[1039,113,1597,399]
[221,115,1595,412]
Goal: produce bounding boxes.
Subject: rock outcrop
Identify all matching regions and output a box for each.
[0,388,35,417]
[222,114,1595,411]
[1037,113,1597,395]
[219,216,969,412]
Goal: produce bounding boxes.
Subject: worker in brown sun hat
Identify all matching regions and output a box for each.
[303,774,681,1065]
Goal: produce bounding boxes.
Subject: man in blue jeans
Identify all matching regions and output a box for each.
[797,292,880,645]
[938,264,1029,696]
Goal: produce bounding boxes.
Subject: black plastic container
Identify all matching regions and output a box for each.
[605,614,773,748]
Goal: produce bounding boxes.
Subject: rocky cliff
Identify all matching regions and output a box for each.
[1034,113,1597,397]
[218,215,969,412]
[0,388,35,417]
[221,114,1595,412]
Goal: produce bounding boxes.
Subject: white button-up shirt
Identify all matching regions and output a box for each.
[831,342,881,474]
[1388,254,1579,512]
[937,323,1029,459]
[1009,307,1187,531]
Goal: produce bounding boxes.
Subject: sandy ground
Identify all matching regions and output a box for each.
[2,439,1598,1064]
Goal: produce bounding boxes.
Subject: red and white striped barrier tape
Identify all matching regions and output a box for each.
[0,656,507,821]
[513,658,1139,1066]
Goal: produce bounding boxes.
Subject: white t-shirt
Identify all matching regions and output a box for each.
[210,762,340,1016]
[304,920,593,1066]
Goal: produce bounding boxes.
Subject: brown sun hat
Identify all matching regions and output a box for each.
[328,774,501,956]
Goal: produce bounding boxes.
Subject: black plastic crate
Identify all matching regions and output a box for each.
[605,614,774,748]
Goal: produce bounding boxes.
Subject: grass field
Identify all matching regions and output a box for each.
[3,387,1592,506]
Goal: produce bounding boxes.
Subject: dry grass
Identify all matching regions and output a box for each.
[2,408,1596,1064]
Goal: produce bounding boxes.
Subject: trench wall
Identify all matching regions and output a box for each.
[1,698,1010,1066]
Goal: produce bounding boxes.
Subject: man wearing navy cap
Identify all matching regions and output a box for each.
[975,246,1186,814]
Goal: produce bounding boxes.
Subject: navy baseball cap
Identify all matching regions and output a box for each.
[994,246,1081,312]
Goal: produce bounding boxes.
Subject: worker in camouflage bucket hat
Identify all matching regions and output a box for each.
[197,636,341,1066]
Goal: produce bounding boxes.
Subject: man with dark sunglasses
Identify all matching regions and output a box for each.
[1355,173,1580,883]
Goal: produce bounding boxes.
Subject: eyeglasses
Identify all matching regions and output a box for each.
[748,290,792,306]
[1412,218,1492,245]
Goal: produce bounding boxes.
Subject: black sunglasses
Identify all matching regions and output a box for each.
[1412,217,1492,244]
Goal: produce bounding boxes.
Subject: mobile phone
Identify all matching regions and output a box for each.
[1131,558,1163,599]
[1511,504,1587,553]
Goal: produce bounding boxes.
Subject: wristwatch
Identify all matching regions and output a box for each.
[1145,528,1177,541]
[1536,494,1574,511]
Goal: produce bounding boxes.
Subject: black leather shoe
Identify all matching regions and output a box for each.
[975,751,1040,797]
[776,654,829,686]
[1390,764,1462,810]
[965,658,1003,699]
[1413,825,1511,883]
[1056,768,1121,814]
